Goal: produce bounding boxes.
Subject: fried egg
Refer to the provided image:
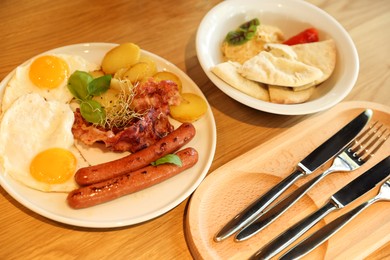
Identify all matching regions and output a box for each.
[1,54,98,112]
[0,93,89,192]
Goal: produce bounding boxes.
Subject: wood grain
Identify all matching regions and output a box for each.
[186,101,390,259]
[0,0,389,259]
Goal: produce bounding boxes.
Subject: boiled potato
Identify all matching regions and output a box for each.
[123,62,155,83]
[110,78,133,95]
[102,43,141,74]
[92,88,119,108]
[169,93,207,122]
[139,55,158,76]
[89,70,105,78]
[153,71,182,92]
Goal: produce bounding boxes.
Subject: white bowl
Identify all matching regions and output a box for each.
[196,0,359,115]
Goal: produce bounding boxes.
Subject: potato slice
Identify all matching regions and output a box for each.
[139,55,158,76]
[153,71,182,92]
[102,43,141,74]
[92,88,120,108]
[123,62,155,83]
[169,93,207,122]
[89,70,105,78]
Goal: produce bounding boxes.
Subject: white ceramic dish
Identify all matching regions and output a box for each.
[196,0,359,115]
[0,43,217,228]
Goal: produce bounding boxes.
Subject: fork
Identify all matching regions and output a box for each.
[280,176,390,260]
[236,122,389,241]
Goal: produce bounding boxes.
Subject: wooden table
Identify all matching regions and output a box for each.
[0,0,389,259]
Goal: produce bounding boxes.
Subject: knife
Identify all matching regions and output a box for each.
[280,176,390,260]
[214,109,373,242]
[249,156,390,260]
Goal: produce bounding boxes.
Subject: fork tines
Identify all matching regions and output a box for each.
[348,121,389,163]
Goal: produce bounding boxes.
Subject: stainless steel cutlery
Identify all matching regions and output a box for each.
[249,156,390,260]
[236,121,389,241]
[214,109,373,242]
[280,176,390,260]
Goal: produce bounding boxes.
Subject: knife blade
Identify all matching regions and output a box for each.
[214,109,373,242]
[249,156,390,260]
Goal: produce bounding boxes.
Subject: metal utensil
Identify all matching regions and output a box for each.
[249,156,390,260]
[280,176,390,260]
[236,122,388,241]
[214,109,373,242]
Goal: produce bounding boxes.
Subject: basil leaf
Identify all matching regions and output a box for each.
[239,18,260,30]
[67,70,93,100]
[88,74,112,96]
[80,99,106,124]
[151,154,182,167]
[245,24,258,40]
[226,18,260,45]
[226,31,248,45]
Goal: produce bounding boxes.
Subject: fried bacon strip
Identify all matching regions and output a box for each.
[72,79,181,153]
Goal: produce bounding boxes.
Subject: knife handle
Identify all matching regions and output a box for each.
[280,198,379,260]
[249,201,337,260]
[236,172,327,241]
[215,168,305,242]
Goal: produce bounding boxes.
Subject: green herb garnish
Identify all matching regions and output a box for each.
[67,70,111,125]
[225,18,260,45]
[151,154,182,167]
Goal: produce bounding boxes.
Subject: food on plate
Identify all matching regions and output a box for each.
[169,93,208,123]
[212,61,269,101]
[67,147,199,209]
[268,85,315,104]
[75,122,196,186]
[69,42,207,152]
[0,93,88,192]
[1,53,98,112]
[213,19,337,104]
[70,79,181,153]
[153,71,183,93]
[101,42,141,74]
[222,18,284,64]
[0,42,205,208]
[291,39,337,85]
[239,43,323,87]
[283,28,319,46]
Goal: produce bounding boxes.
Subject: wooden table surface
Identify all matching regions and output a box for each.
[0,0,389,259]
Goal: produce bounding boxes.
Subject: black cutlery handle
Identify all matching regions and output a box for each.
[249,201,337,260]
[214,168,305,242]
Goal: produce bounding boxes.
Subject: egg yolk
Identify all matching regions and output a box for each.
[30,148,77,184]
[29,55,69,89]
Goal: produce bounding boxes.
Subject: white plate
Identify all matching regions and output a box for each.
[0,43,216,228]
[196,0,359,115]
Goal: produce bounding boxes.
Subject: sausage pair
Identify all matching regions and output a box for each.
[67,123,198,209]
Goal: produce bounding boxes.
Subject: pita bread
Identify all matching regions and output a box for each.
[292,39,336,84]
[238,51,323,87]
[269,85,315,104]
[211,61,269,101]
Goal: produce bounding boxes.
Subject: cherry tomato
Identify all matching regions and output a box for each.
[283,28,319,45]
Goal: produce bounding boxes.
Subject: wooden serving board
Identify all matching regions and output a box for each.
[185,101,390,260]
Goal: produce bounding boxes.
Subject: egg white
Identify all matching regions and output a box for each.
[1,54,99,113]
[0,93,89,192]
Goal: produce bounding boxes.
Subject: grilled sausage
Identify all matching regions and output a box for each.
[67,147,198,209]
[75,123,196,186]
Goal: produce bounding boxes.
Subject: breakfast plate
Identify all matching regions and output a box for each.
[196,0,359,115]
[185,101,390,259]
[0,43,216,228]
